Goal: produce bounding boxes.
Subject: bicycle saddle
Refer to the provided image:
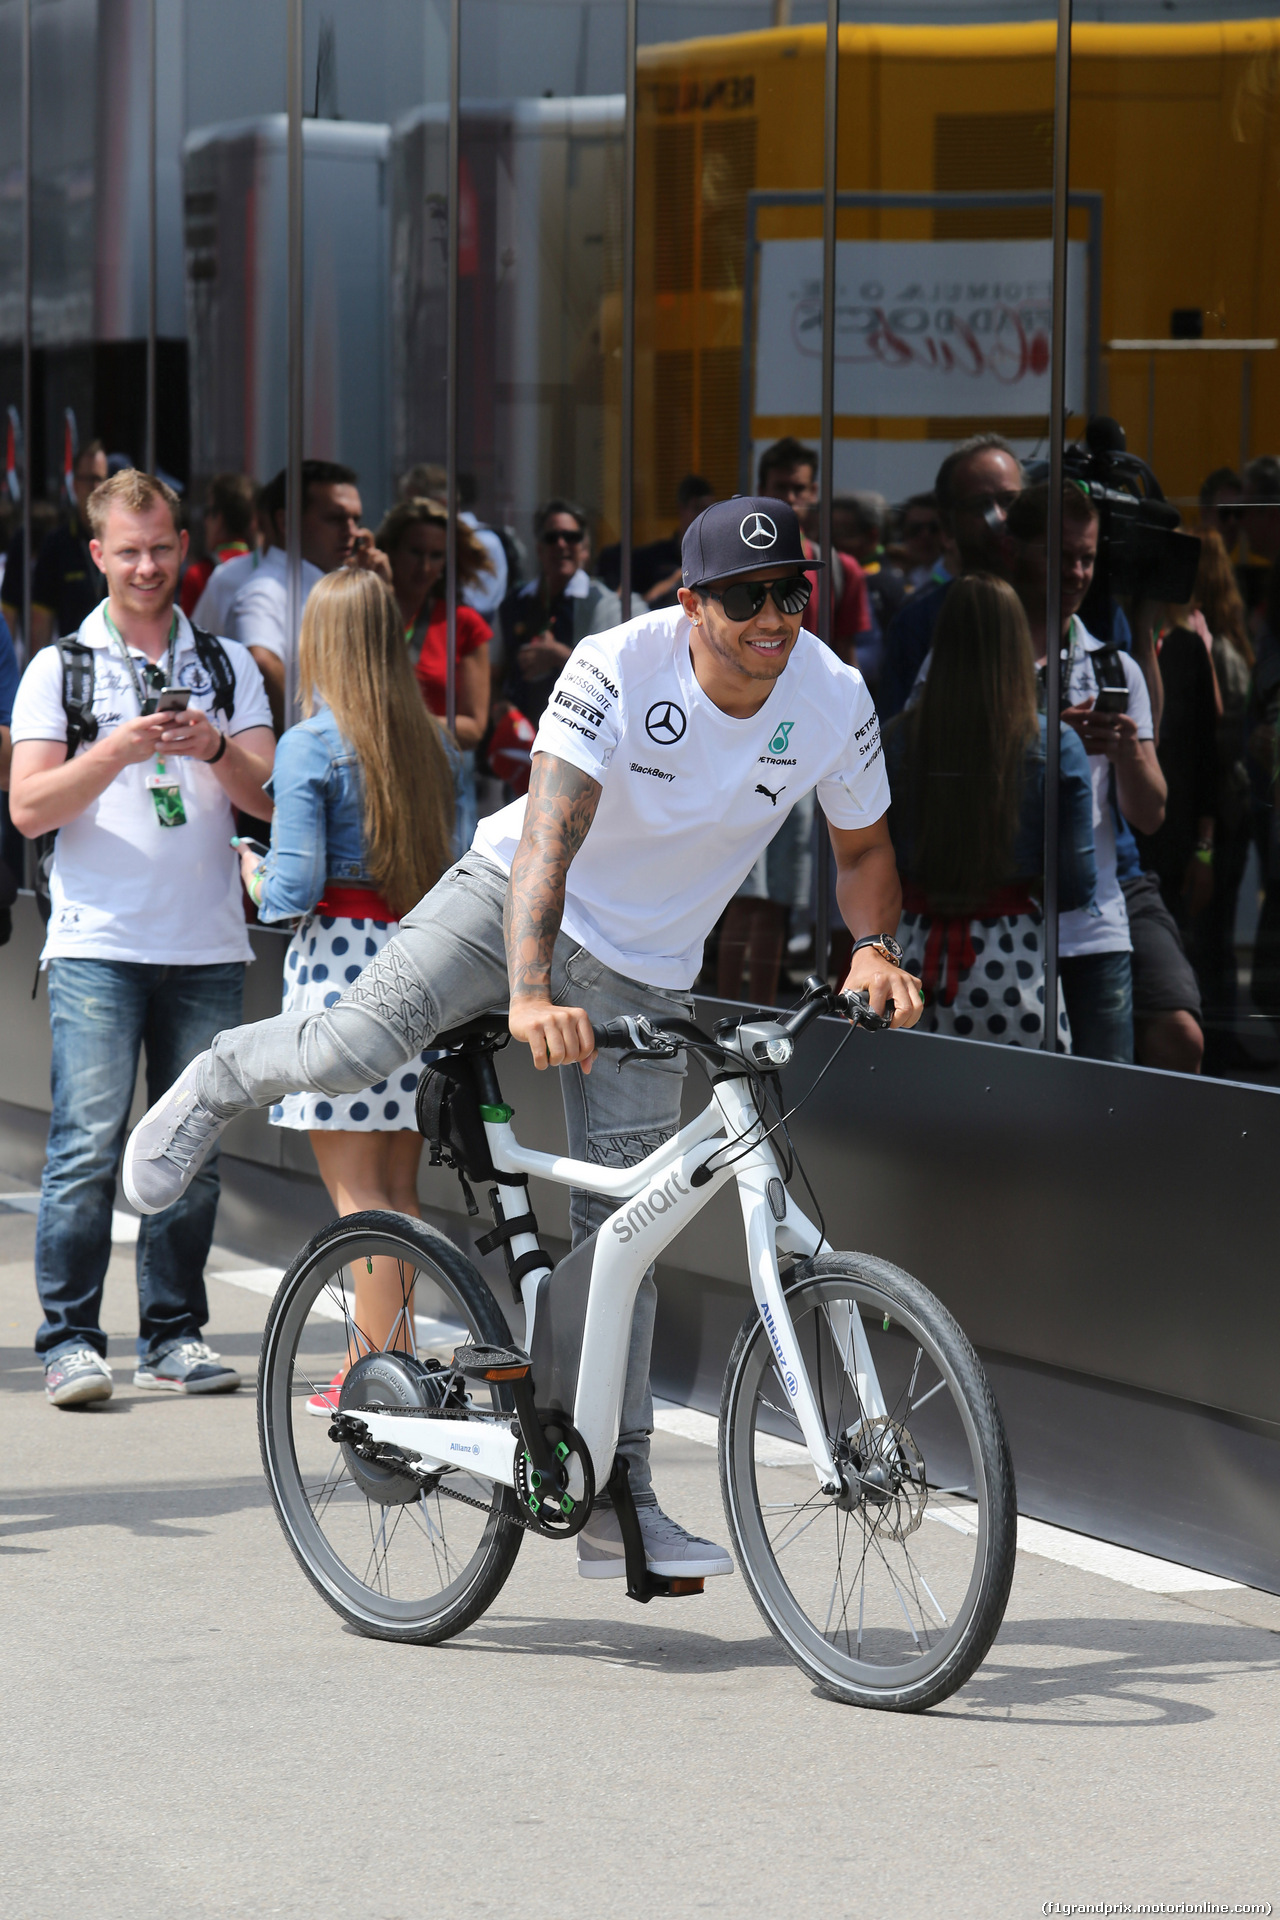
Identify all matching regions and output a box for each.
[434,1013,510,1053]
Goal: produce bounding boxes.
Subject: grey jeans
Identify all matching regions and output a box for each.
[199,857,692,1497]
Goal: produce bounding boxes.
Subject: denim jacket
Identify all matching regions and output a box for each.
[887,715,1097,913]
[256,707,374,924]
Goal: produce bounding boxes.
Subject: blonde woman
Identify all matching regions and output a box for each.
[237,569,454,1409]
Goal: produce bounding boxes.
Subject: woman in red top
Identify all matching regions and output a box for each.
[376,497,492,749]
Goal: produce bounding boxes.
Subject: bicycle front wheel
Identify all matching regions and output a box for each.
[258,1210,523,1644]
[719,1253,1016,1711]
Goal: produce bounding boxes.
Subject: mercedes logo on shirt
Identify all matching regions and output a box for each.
[740,511,778,549]
[645,700,687,745]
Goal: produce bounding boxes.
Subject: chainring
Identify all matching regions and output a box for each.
[512,1410,595,1538]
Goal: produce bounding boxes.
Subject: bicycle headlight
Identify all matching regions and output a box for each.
[764,1036,793,1066]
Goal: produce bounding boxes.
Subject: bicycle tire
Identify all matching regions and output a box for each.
[258,1210,523,1645]
[719,1252,1016,1711]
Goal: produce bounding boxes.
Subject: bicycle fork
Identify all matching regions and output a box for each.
[717,1077,888,1496]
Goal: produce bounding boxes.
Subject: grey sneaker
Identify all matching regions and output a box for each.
[133,1340,241,1395]
[576,1501,734,1580]
[44,1346,113,1408]
[122,1055,228,1216]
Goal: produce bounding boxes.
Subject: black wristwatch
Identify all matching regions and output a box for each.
[851,933,904,966]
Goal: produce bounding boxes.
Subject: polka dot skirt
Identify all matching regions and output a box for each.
[268,913,436,1132]
[898,909,1073,1051]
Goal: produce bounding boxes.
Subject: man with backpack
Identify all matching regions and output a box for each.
[8,467,275,1406]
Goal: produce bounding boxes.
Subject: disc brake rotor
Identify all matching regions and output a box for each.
[839,1414,927,1540]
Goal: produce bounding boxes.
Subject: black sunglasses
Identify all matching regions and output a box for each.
[704,573,812,623]
[541,527,584,547]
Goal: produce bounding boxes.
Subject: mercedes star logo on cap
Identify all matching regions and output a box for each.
[645,700,687,745]
[740,510,778,549]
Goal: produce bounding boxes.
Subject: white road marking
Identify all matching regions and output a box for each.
[205,1260,467,1349]
[652,1400,1242,1595]
[4,1192,1245,1601]
[1,1190,138,1243]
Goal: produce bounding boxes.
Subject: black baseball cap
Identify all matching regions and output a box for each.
[681,495,822,590]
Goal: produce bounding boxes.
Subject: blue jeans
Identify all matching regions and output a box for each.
[1059,949,1134,1064]
[36,958,246,1360]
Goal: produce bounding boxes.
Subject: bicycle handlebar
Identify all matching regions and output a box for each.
[589,980,894,1060]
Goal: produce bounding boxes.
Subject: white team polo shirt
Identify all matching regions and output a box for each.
[10,601,273,965]
[473,604,889,989]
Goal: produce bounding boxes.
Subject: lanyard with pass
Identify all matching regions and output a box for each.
[106,609,188,829]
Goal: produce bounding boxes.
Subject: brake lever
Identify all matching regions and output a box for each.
[839,988,895,1032]
[615,1044,677,1069]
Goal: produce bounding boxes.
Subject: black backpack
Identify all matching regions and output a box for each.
[33,622,237,926]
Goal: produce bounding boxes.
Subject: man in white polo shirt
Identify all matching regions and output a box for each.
[9,467,275,1407]
[124,496,922,1579]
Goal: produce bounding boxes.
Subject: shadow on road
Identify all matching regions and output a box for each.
[334,1606,1280,1712]
[0,1476,272,1549]
[354,1610,795,1677]
[933,1615,1280,1726]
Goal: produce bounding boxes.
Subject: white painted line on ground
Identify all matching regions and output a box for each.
[652,1399,1241,1595]
[1015,1514,1240,1592]
[5,1201,1245,1600]
[1,1189,138,1243]
[653,1400,808,1467]
[206,1261,465,1351]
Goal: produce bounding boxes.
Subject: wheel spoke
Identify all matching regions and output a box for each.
[728,1267,1011,1704]
[259,1218,522,1640]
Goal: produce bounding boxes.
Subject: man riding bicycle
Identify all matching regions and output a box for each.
[125,496,923,1582]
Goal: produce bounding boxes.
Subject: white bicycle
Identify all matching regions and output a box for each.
[258,978,1017,1712]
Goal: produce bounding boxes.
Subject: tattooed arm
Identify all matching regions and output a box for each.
[504,751,603,1071]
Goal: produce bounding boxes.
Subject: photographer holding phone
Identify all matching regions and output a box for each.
[8,468,275,1406]
[1008,484,1175,1066]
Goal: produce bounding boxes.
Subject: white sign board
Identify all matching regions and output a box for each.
[754,239,1088,419]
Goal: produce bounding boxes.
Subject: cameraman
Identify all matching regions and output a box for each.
[879,434,1023,718]
[1008,485,1180,1066]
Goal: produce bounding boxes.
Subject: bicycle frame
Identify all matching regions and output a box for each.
[346,1062,891,1502]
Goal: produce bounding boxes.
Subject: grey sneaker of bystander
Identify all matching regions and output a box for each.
[133,1340,241,1395]
[44,1345,114,1407]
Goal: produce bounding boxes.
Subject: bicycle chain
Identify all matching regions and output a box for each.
[337,1411,555,1537]
[339,1405,579,1536]
[431,1472,547,1536]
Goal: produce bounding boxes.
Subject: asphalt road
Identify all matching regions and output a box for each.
[2,1192,1277,1920]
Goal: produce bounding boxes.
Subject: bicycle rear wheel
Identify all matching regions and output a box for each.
[719,1253,1016,1711]
[258,1210,523,1644]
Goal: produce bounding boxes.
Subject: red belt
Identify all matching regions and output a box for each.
[313,884,398,923]
[901,880,1038,1007]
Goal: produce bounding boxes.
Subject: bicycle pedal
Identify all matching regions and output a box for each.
[452,1342,532,1382]
[634,1573,704,1600]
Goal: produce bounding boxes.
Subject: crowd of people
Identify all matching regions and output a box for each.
[872,439,1280,1079]
[2,424,1279,1408]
